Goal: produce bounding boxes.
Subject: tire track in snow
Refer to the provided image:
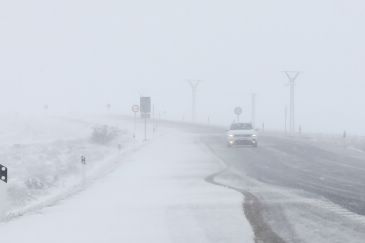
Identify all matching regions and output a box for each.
[202,142,287,243]
[201,135,365,243]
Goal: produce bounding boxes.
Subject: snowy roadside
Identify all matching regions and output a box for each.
[213,166,365,243]
[0,127,254,243]
[0,114,142,220]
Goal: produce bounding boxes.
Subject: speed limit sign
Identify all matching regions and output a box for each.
[132,105,139,113]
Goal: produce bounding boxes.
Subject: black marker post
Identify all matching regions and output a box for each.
[0,164,8,183]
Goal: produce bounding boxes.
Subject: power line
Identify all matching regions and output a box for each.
[283,71,300,133]
[186,80,202,122]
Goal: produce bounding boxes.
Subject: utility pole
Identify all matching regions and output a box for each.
[283,71,300,133]
[152,104,156,133]
[187,80,202,122]
[251,93,256,128]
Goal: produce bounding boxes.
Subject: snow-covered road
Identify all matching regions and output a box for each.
[0,125,254,243]
[202,132,365,243]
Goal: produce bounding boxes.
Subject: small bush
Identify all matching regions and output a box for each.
[90,125,120,144]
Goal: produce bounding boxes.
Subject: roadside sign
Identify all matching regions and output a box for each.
[132,105,139,113]
[0,164,7,183]
[234,107,242,116]
[140,97,151,114]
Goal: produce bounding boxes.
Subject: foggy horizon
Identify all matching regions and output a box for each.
[1,0,364,134]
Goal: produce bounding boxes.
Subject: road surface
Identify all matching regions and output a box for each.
[2,115,365,243]
[0,126,254,243]
[200,130,365,243]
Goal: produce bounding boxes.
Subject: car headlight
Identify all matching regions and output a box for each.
[228,134,234,137]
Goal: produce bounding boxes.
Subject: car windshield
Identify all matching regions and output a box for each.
[230,123,253,130]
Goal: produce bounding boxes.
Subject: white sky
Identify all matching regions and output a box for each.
[0,0,365,134]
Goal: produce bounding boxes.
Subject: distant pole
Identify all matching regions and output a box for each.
[152,104,156,133]
[283,71,300,133]
[144,117,147,141]
[131,105,139,139]
[80,156,86,184]
[343,130,347,148]
[187,80,202,122]
[133,112,137,138]
[251,93,256,128]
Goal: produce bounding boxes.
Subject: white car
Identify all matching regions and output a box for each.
[226,123,258,147]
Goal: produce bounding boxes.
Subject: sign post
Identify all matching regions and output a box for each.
[80,156,87,184]
[81,156,86,165]
[0,164,8,219]
[140,97,151,141]
[131,105,140,139]
[234,107,243,122]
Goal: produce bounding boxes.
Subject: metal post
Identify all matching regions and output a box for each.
[290,81,294,132]
[144,117,147,141]
[343,130,347,148]
[133,112,137,139]
[0,164,7,183]
[80,156,86,185]
[251,93,256,128]
[283,71,300,133]
[152,105,156,133]
[187,80,202,122]
[0,165,8,218]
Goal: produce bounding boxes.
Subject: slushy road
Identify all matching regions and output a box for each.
[198,130,365,243]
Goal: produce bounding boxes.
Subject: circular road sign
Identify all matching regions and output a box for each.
[234,107,242,116]
[132,105,140,113]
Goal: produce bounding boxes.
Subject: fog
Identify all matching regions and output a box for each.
[1,0,364,134]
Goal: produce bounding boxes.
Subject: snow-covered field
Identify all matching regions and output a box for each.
[0,114,136,219]
[0,115,253,242]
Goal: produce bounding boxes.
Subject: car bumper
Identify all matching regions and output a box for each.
[228,137,257,145]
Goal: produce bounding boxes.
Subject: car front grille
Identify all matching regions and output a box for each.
[235,140,254,145]
[234,134,252,138]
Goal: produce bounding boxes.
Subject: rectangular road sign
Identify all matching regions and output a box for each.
[140,97,151,114]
